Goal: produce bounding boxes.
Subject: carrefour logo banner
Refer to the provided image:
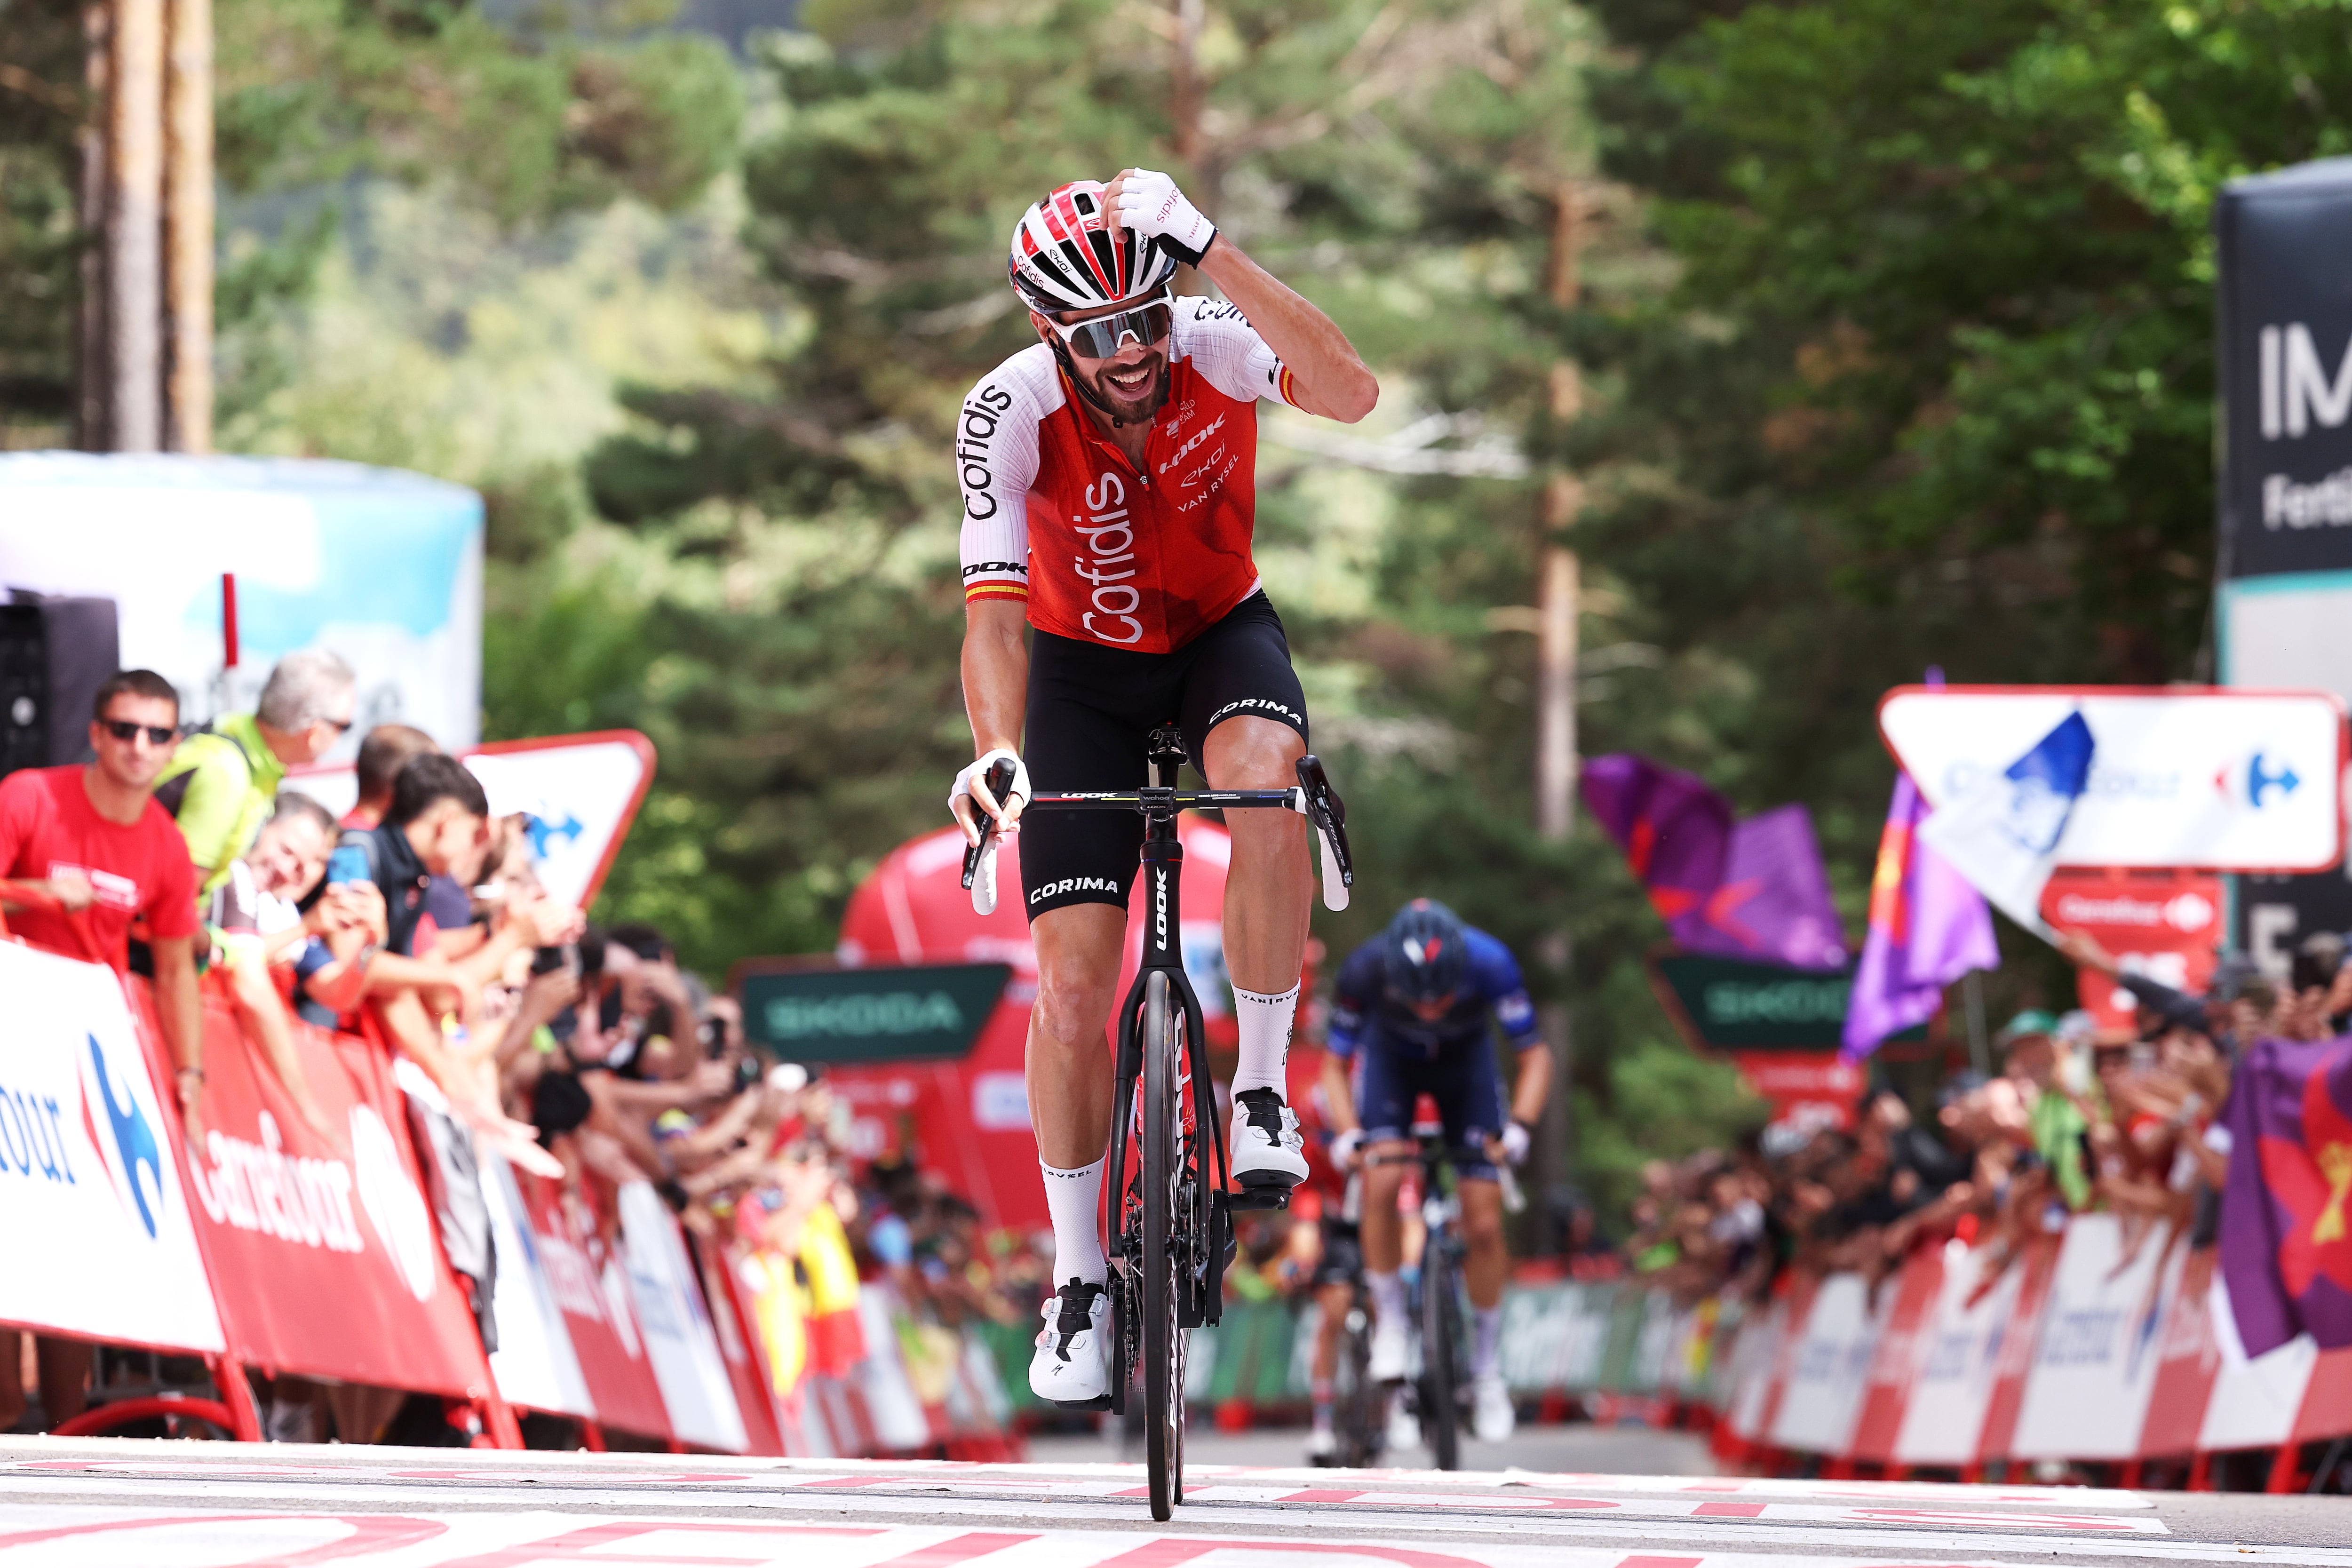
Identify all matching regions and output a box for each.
[1881,686,2346,872]
[0,942,223,1353]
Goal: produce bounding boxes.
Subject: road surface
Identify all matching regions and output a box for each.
[1,1433,2348,1566]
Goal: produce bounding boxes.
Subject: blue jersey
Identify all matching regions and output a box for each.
[1326,926,1542,1062]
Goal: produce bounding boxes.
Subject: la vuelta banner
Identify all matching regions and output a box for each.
[0,944,222,1354]
[145,988,491,1396]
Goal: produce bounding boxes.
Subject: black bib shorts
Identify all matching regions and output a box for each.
[1020,591,1309,921]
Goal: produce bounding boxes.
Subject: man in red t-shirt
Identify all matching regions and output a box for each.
[0,669,205,1147]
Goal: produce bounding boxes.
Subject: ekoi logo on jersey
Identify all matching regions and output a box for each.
[1076,472,1144,645]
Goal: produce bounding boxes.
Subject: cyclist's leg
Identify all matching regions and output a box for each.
[1020,635,1155,1401]
[1180,596,1313,1179]
[1429,1042,1513,1408]
[1354,1039,1417,1376]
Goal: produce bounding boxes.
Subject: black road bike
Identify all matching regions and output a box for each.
[962,727,1353,1520]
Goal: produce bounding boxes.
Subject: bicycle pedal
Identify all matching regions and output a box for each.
[1226,1186,1290,1212]
[1050,1394,1113,1412]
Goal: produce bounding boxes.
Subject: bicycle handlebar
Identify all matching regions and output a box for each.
[960,755,1354,916]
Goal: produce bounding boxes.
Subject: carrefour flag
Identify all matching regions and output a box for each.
[1915,711,2095,938]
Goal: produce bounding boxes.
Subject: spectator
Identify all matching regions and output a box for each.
[342,724,439,831]
[206,792,356,1142]
[154,649,356,895]
[0,670,208,1433]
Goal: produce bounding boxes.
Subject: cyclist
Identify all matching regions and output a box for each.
[947,171,1379,1405]
[1320,899,1554,1444]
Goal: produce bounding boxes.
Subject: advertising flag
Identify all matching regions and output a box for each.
[1843,771,1999,1059]
[1915,711,2095,936]
[2220,1035,2352,1356]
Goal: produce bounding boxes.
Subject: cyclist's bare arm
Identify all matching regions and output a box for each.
[1508,1044,1555,1128]
[1319,1049,1361,1137]
[1195,240,1378,422]
[956,597,1030,840]
[1100,170,1377,423]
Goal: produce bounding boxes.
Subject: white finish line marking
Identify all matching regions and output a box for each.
[0,1443,2340,1568]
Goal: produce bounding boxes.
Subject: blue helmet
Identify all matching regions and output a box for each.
[1383,899,1467,1006]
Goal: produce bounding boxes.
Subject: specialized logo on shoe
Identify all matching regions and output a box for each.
[1030,876,1121,906]
[1209,696,1302,728]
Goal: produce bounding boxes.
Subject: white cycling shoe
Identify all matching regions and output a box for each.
[1384,1388,1422,1455]
[1230,1087,1308,1191]
[1304,1425,1337,1464]
[1471,1373,1516,1443]
[1029,1278,1113,1406]
[1368,1310,1411,1383]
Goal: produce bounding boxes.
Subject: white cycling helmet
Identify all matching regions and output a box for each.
[1008,180,1182,314]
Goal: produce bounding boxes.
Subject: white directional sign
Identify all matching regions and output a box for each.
[1879,685,2347,871]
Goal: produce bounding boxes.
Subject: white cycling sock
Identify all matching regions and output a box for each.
[1041,1154,1107,1287]
[1471,1305,1504,1379]
[1232,981,1299,1096]
[1367,1269,1406,1332]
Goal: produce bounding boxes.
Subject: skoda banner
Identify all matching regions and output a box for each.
[2215,160,2352,958]
[0,943,223,1354]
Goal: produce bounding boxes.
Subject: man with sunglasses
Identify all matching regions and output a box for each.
[0,670,208,1148]
[948,170,1378,1405]
[1318,899,1554,1448]
[154,647,356,897]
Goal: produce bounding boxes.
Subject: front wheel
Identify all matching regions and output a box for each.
[1142,970,1186,1520]
[1421,1242,1462,1472]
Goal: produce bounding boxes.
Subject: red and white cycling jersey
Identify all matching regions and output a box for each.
[957,296,1304,654]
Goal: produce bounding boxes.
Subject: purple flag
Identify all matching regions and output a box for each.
[1679,804,1849,970]
[1581,755,1732,931]
[1841,771,2000,1059]
[2219,1036,2352,1357]
[1583,756,1847,969]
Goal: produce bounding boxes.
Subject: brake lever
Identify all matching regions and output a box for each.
[960,758,1020,914]
[1294,754,1354,911]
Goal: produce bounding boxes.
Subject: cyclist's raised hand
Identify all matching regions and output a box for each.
[1104,169,1218,267]
[950,748,1032,845]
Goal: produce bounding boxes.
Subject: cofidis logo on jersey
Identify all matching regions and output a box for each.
[76,1031,165,1240]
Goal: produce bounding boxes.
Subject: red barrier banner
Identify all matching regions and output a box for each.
[693,1239,787,1457]
[143,988,492,1397]
[1848,1244,1944,1465]
[0,946,223,1356]
[510,1171,672,1443]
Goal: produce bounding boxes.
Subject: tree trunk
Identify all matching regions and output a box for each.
[1533,182,1584,1252]
[165,0,212,454]
[108,0,165,452]
[74,1,111,452]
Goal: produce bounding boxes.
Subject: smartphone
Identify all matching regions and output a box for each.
[325,842,375,888]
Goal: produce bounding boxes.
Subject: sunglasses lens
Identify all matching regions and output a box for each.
[1070,301,1171,358]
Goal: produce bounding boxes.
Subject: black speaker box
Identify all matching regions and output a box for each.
[0,590,123,777]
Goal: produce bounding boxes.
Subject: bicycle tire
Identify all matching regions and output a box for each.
[1421,1244,1462,1472]
[1142,969,1185,1520]
[1340,1296,1380,1468]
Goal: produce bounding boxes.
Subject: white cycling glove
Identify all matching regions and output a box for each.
[951,748,1031,837]
[1113,169,1218,267]
[1329,1127,1364,1170]
[1498,1121,1532,1168]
